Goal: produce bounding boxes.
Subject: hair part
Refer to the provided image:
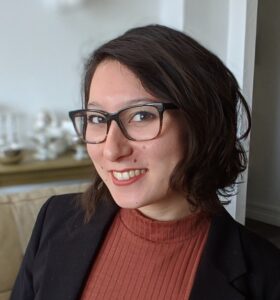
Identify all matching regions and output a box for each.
[80,24,251,222]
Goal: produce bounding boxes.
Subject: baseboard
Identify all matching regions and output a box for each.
[246,201,280,226]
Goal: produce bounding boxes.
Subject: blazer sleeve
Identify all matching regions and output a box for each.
[10,197,53,300]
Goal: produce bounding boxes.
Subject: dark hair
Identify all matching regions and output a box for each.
[80,24,251,221]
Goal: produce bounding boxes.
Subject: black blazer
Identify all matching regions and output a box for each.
[11,193,280,300]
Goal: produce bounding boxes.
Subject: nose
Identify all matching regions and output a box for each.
[103,121,133,161]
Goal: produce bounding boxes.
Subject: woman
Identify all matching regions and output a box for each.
[11,25,280,300]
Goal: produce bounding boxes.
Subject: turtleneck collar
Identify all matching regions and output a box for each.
[119,208,210,243]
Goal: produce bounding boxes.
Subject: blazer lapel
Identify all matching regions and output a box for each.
[39,199,119,300]
[190,208,249,300]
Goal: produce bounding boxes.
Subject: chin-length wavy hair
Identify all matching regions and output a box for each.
[79,24,251,222]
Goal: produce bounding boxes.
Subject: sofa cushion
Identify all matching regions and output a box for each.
[0,182,89,300]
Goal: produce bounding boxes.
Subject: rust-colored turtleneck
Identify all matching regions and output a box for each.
[81,208,211,300]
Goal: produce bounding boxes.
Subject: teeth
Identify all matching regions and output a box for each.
[113,169,146,181]
[129,170,135,177]
[123,172,130,180]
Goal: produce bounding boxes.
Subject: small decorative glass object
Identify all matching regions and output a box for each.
[0,112,24,164]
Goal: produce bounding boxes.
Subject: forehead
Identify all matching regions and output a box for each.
[88,60,156,111]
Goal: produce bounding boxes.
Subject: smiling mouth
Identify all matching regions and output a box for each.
[112,169,146,181]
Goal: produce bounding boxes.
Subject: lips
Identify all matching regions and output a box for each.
[111,169,146,185]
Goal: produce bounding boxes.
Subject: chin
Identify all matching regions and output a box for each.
[109,193,147,210]
[112,198,142,209]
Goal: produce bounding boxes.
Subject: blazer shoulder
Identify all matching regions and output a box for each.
[203,210,280,298]
[45,193,82,218]
[214,209,280,263]
[217,211,280,269]
[238,222,280,297]
[39,193,84,237]
[237,221,280,265]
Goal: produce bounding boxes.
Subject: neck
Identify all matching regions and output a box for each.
[137,196,193,221]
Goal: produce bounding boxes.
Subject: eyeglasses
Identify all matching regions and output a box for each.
[69,102,178,144]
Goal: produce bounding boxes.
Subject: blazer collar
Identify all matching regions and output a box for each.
[190,208,249,300]
[39,198,119,300]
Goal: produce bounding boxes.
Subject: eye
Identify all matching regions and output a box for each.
[130,111,156,122]
[87,114,106,124]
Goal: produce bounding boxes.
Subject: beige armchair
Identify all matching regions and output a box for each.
[0,183,89,300]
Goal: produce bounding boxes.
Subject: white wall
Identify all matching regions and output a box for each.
[183,0,229,63]
[246,0,280,226]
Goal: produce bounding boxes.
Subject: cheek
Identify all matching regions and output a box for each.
[87,146,108,181]
[87,145,102,167]
[147,134,184,162]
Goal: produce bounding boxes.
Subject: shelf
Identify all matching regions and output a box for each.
[0,151,94,187]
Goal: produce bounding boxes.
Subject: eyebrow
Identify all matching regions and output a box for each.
[87,98,160,109]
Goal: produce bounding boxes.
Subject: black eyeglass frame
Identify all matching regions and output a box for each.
[69,102,178,144]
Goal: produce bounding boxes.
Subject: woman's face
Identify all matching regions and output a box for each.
[87,60,190,220]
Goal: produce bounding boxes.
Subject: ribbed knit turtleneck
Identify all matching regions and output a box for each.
[81,208,211,300]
